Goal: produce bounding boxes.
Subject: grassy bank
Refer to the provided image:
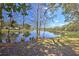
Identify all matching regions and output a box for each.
[61,31,79,38]
[1,29,31,33]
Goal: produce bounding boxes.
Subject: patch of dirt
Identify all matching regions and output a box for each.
[0,39,78,56]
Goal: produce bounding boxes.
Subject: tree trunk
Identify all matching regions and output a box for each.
[43,18,46,39]
[39,5,42,39]
[39,20,41,38]
[36,4,39,40]
[23,15,25,28]
[7,17,12,43]
[0,19,2,43]
[22,15,25,33]
[6,28,10,43]
[43,22,45,38]
[7,10,13,43]
[0,5,3,43]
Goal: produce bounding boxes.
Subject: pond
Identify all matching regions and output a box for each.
[2,30,59,43]
[15,30,58,42]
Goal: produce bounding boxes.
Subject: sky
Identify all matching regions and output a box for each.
[2,3,68,28]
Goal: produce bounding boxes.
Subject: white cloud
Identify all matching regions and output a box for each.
[43,7,48,10]
[55,20,59,23]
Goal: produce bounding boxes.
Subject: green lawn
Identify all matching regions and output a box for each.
[61,31,79,38]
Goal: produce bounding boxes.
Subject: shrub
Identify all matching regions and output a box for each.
[21,37,24,42]
[24,31,30,37]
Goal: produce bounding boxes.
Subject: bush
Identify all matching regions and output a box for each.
[0,31,2,42]
[24,31,30,37]
[21,37,25,42]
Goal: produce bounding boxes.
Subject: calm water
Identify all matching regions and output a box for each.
[2,31,58,43]
[15,31,58,42]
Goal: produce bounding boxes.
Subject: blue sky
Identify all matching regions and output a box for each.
[47,7,67,28]
[3,3,68,28]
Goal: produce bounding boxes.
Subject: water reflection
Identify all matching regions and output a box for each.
[2,31,58,43]
[16,31,58,42]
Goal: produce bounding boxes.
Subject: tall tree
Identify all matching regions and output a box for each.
[17,3,31,33]
[3,3,31,43]
[4,3,16,43]
[61,3,79,21]
[0,4,4,43]
[19,3,31,27]
[36,4,39,40]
